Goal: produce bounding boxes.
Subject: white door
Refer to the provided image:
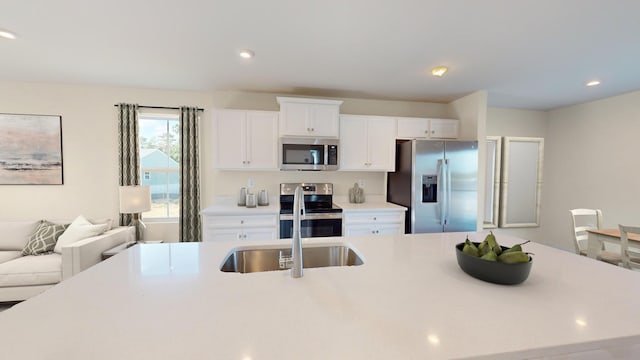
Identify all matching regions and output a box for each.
[396,117,430,139]
[244,227,278,241]
[309,104,340,137]
[279,102,310,136]
[246,111,278,169]
[339,115,369,170]
[366,117,395,171]
[214,110,246,169]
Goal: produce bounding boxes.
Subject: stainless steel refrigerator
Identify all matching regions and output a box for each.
[387,140,478,233]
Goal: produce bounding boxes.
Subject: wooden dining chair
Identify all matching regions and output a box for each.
[569,209,620,265]
[618,225,640,270]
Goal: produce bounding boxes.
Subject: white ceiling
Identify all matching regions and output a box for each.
[1,0,639,110]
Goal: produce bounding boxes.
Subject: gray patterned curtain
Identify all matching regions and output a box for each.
[117,103,140,226]
[179,106,202,242]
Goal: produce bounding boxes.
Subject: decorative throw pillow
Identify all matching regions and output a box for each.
[53,215,109,254]
[22,220,69,256]
[90,218,113,231]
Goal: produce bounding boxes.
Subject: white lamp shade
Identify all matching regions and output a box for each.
[119,186,152,213]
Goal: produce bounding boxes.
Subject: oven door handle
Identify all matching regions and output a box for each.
[279,213,343,221]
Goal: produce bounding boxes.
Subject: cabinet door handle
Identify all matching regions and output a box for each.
[373,217,377,221]
[240,220,244,224]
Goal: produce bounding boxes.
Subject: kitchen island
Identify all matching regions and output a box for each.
[1,233,640,359]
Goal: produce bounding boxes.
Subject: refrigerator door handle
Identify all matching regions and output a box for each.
[437,159,446,225]
[445,158,452,226]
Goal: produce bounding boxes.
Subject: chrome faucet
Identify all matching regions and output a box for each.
[291,186,305,278]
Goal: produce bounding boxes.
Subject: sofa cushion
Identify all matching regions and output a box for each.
[91,218,114,231]
[54,215,109,254]
[0,253,62,287]
[49,218,113,231]
[0,221,40,251]
[22,221,69,256]
[0,251,23,265]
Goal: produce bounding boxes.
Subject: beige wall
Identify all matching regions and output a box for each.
[486,107,549,243]
[541,91,640,251]
[487,107,548,137]
[0,81,210,228]
[487,92,640,252]
[2,80,636,250]
[0,82,476,242]
[450,91,488,230]
[202,91,454,207]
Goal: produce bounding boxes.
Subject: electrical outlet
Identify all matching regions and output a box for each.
[247,179,255,188]
[358,179,365,188]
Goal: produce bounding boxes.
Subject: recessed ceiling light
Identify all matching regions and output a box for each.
[239,49,255,59]
[0,29,17,40]
[586,80,600,87]
[431,66,448,77]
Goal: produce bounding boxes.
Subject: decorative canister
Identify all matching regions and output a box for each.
[238,187,247,206]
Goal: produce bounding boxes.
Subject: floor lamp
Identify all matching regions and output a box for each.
[119,185,151,243]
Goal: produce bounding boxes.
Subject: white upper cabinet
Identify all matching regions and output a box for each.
[213,109,278,170]
[396,117,460,139]
[396,117,430,139]
[339,115,396,171]
[428,118,459,139]
[277,97,343,138]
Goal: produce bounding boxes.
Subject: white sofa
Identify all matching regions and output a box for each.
[0,220,134,302]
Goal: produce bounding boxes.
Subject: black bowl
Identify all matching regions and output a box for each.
[455,242,532,285]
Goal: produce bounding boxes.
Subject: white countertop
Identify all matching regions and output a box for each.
[2,233,640,359]
[201,196,406,214]
[334,199,407,212]
[201,196,280,215]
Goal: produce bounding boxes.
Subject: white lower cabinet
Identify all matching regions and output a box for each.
[202,214,278,242]
[343,211,405,237]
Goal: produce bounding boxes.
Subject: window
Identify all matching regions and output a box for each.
[139,113,180,220]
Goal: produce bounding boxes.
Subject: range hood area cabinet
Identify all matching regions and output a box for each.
[339,114,396,171]
[396,117,460,139]
[213,109,279,170]
[276,97,343,138]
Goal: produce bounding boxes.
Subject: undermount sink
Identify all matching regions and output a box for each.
[220,244,364,273]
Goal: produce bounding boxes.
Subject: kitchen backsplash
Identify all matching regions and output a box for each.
[206,171,385,204]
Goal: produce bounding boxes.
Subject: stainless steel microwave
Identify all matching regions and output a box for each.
[279,137,339,171]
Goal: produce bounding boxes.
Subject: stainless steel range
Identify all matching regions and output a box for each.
[279,183,343,239]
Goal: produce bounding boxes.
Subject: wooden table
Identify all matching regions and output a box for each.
[586,228,640,259]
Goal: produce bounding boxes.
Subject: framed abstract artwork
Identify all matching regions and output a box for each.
[0,113,63,185]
